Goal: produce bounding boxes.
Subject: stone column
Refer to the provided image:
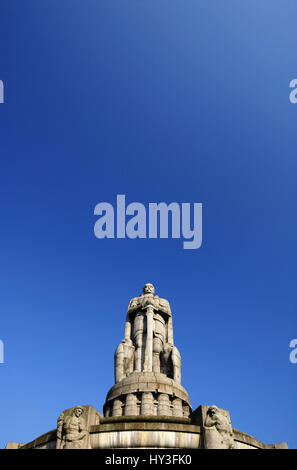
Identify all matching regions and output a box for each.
[143,306,154,372]
[172,398,183,417]
[125,394,138,416]
[141,392,154,415]
[157,393,171,416]
[182,404,190,418]
[112,399,122,417]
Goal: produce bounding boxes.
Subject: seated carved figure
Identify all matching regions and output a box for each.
[160,342,181,383]
[56,406,87,449]
[204,406,235,449]
[114,283,181,383]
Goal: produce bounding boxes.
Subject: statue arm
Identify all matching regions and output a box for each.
[56,414,64,440]
[56,427,62,440]
[157,298,172,317]
[205,416,217,428]
[127,297,139,313]
[167,316,174,345]
[56,416,64,449]
[78,421,87,439]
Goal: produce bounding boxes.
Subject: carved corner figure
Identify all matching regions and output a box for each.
[114,283,182,383]
[56,406,87,449]
[204,405,236,449]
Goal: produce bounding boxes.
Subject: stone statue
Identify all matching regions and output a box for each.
[114,283,181,383]
[204,405,235,449]
[56,406,87,449]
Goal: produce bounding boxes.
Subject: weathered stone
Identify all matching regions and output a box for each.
[124,394,138,416]
[204,406,235,449]
[105,285,191,419]
[141,392,154,415]
[114,284,181,384]
[172,397,183,417]
[5,442,24,449]
[191,405,235,449]
[56,405,101,449]
[5,283,289,450]
[158,393,171,416]
[112,399,123,417]
[104,371,191,419]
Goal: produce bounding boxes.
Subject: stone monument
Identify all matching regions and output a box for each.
[104,283,189,419]
[5,283,288,449]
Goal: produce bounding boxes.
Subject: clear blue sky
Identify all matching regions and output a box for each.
[0,0,296,449]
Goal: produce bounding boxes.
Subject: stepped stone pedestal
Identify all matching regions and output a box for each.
[104,372,191,419]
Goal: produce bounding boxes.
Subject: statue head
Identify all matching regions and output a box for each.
[142,283,155,295]
[207,406,219,417]
[73,406,84,418]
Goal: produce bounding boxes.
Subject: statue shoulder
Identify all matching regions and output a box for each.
[157,297,171,315]
[127,296,141,312]
[57,412,64,426]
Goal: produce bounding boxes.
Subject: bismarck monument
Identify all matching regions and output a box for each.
[6,284,288,449]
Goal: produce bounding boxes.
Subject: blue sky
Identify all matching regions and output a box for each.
[0,0,296,449]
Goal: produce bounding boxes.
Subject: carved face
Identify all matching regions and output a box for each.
[74,408,83,417]
[143,283,155,295]
[208,406,218,417]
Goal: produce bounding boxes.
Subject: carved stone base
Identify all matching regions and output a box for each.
[103,372,191,418]
[9,404,289,449]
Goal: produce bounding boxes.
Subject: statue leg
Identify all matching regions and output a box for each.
[134,333,142,372]
[152,337,163,373]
